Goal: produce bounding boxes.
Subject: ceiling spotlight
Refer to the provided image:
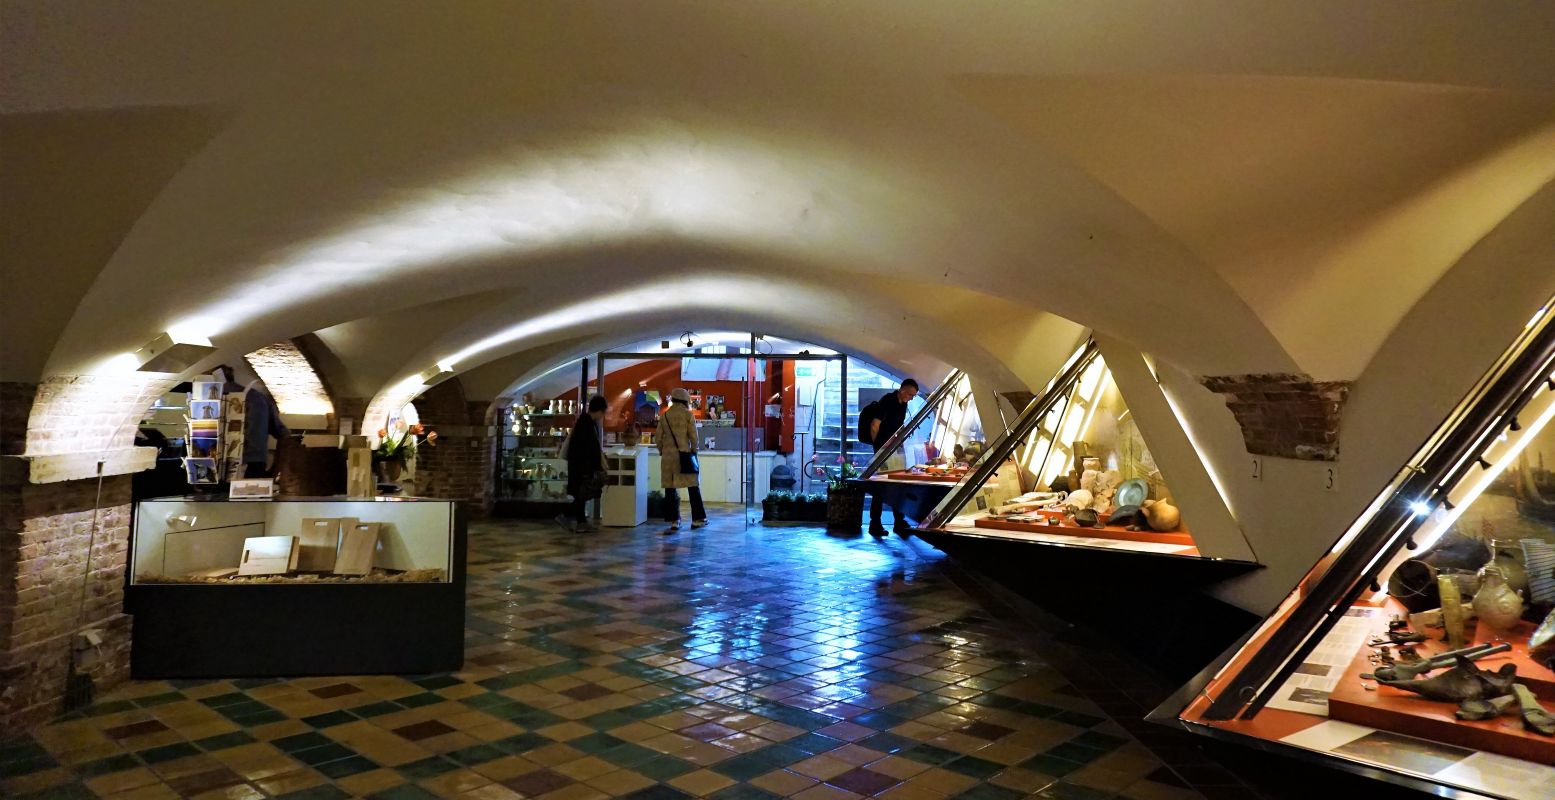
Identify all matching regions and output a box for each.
[680,332,696,349]
[135,331,217,373]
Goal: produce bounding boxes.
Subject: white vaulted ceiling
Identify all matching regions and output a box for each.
[3,0,1554,403]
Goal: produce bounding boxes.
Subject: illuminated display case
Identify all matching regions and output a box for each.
[917,340,1256,563]
[859,369,987,484]
[852,370,994,525]
[1158,300,1555,799]
[127,496,465,677]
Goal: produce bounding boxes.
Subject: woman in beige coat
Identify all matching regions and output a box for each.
[659,388,707,533]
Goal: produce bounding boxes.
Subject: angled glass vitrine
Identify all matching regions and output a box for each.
[918,339,1254,562]
[1159,297,1555,800]
[858,369,989,482]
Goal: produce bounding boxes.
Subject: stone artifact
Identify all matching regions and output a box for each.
[1455,694,1516,721]
[1513,684,1555,736]
[1377,656,1517,702]
[1107,504,1146,529]
[1071,508,1100,527]
[1471,566,1525,633]
[1064,489,1095,512]
[1530,609,1555,670]
[1141,498,1181,532]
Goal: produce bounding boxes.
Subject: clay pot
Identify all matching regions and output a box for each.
[1472,567,1524,633]
[1142,498,1180,532]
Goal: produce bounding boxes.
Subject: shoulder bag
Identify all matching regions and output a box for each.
[665,412,699,475]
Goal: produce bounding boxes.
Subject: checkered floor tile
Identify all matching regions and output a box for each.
[1,507,1217,799]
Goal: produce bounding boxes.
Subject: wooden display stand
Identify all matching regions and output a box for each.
[974,508,1196,548]
[1328,610,1555,764]
[880,469,965,484]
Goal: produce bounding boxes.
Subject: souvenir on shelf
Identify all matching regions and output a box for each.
[186,380,227,485]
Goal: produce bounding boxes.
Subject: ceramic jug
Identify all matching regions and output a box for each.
[1142,498,1181,532]
[1483,538,1529,595]
[1472,566,1525,633]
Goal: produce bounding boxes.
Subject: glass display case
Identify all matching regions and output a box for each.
[495,400,576,515]
[859,369,987,484]
[919,340,1244,560]
[1160,299,1555,799]
[127,496,465,677]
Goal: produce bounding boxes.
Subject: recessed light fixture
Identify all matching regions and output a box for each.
[135,332,217,373]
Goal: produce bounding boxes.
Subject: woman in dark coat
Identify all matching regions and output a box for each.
[558,395,609,532]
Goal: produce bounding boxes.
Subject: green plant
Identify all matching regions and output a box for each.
[826,462,860,493]
[766,490,795,504]
[802,492,827,504]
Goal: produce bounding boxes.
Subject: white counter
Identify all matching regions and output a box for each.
[630,447,776,503]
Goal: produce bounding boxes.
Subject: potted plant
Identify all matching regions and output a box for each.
[825,462,865,532]
[763,490,794,522]
[646,490,668,520]
[374,422,437,484]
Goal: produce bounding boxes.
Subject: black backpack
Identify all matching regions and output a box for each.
[856,399,880,446]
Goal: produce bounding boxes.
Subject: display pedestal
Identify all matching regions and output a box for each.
[974,512,1196,548]
[126,497,466,677]
[602,447,649,527]
[1328,607,1555,764]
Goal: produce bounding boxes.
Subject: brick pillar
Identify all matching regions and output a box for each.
[409,381,495,516]
[2,383,135,734]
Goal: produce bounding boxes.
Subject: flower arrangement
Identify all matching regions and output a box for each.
[374,422,437,464]
[827,460,861,493]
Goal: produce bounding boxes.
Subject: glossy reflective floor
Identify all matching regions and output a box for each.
[1,507,1267,800]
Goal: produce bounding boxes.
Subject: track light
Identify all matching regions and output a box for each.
[419,365,455,385]
[1510,417,1522,431]
[1478,457,1492,470]
[134,332,217,373]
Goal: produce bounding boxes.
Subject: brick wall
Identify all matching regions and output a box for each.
[1199,373,1351,461]
[0,474,134,734]
[243,341,335,418]
[410,382,494,516]
[25,374,172,457]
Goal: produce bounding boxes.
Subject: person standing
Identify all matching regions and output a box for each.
[866,378,919,536]
[558,395,608,533]
[242,379,289,478]
[659,388,708,534]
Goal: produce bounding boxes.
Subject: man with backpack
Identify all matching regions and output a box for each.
[858,378,919,536]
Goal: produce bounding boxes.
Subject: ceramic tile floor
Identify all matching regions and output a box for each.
[1,507,1245,800]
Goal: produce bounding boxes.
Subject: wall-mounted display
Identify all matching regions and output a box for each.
[127,496,464,677]
[1160,297,1555,799]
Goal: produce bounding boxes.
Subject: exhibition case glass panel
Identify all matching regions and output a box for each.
[860,370,989,484]
[1165,299,1555,799]
[921,340,1206,558]
[132,496,455,585]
